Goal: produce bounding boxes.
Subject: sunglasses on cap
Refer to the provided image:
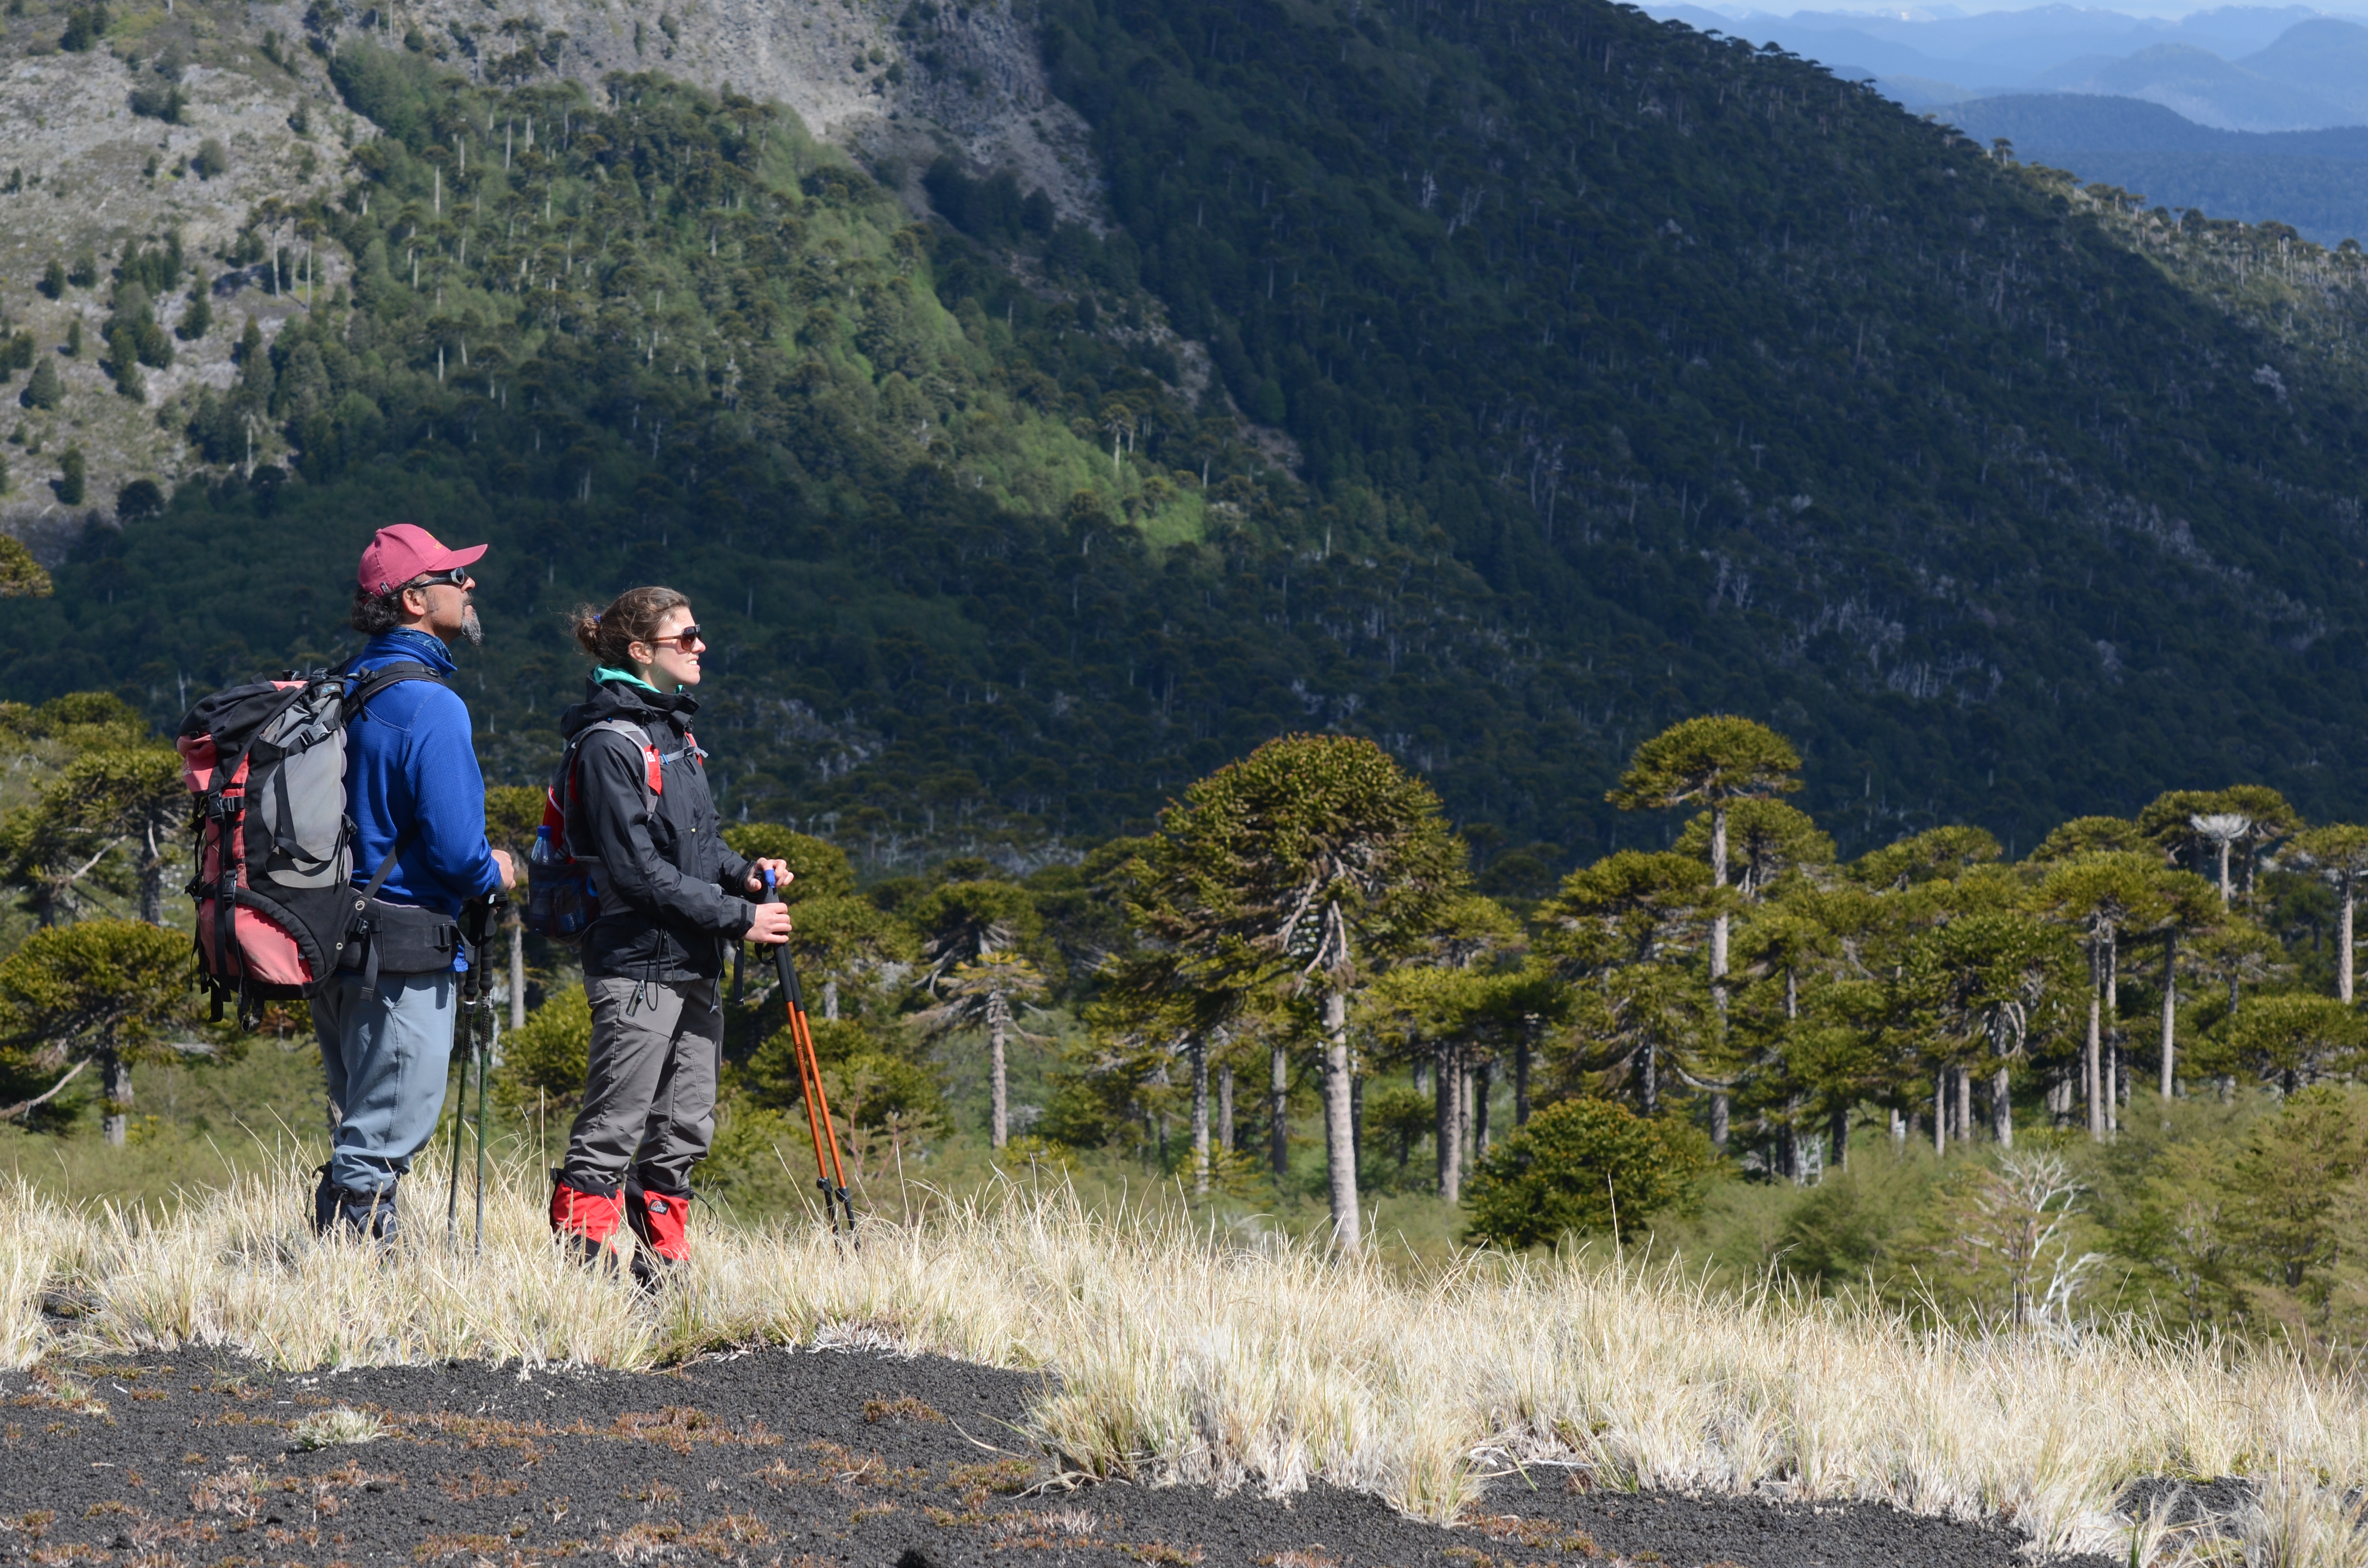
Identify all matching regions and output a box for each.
[403,567,474,591]
[646,625,705,649]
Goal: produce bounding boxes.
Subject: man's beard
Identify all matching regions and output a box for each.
[460,604,484,648]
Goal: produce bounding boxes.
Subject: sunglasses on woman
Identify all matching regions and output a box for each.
[648,625,704,649]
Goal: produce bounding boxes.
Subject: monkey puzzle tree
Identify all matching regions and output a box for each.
[1677,798,1834,900]
[2208,994,2367,1096]
[2288,825,2368,1005]
[1537,851,1714,1117]
[2189,814,2252,906]
[2027,816,2148,865]
[908,879,1047,1149]
[1850,824,2003,892]
[1608,717,1800,1150]
[2040,853,2166,1139]
[2141,870,2222,1095]
[0,745,184,925]
[915,949,1050,1147]
[1729,889,1873,1176]
[1132,734,1465,1252]
[1898,910,2078,1151]
[0,919,205,1144]
[1362,917,1529,1203]
[1609,715,1801,992]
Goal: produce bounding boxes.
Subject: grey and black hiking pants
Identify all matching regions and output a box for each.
[557,974,722,1199]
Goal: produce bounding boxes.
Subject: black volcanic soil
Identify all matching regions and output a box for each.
[0,1347,2123,1568]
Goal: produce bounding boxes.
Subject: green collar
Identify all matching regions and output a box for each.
[593,665,661,693]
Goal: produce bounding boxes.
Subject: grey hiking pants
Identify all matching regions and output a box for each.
[559,974,721,1197]
[314,969,457,1196]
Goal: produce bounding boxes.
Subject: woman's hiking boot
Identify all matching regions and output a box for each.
[624,1178,691,1289]
[549,1171,624,1267]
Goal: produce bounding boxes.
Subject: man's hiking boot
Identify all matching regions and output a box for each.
[550,1172,624,1266]
[311,1166,398,1242]
[625,1179,691,1289]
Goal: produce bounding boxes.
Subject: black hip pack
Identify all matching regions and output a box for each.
[333,825,466,988]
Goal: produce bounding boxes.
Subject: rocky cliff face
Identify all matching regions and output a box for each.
[0,0,1098,538]
[352,0,1102,220]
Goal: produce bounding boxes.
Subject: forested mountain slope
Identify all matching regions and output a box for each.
[4,0,2368,877]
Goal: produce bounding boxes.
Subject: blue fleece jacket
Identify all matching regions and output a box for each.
[345,629,503,931]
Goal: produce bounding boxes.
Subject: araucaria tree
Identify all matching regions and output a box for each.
[0,919,206,1143]
[1608,716,1801,1147]
[909,880,1046,1148]
[1135,735,1465,1252]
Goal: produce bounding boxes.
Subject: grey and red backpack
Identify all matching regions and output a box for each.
[175,663,445,1023]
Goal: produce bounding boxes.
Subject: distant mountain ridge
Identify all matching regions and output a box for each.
[1937,93,2368,243]
[1938,94,2368,158]
[1648,3,2368,128]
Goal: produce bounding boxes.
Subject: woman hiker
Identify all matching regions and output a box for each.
[546,587,794,1281]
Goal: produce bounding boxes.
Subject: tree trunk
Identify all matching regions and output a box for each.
[1640,1039,1659,1117]
[1457,1056,1474,1171]
[1782,1093,1802,1183]
[2343,880,2357,1006]
[1320,986,1360,1253]
[1709,801,1729,990]
[101,1048,130,1147]
[1217,1064,1234,1152]
[139,817,165,926]
[1830,1103,1850,1171]
[989,1016,1009,1149]
[2085,941,2105,1139]
[1710,1090,1729,1152]
[1269,1037,1289,1177]
[509,908,527,1031]
[2160,929,2178,1097]
[1190,1036,1210,1196]
[1472,1057,1492,1160]
[2103,937,2121,1133]
[1933,1074,1945,1158]
[1436,1041,1460,1202]
[823,979,840,1022]
[1955,1065,1972,1143]
[2216,840,2232,904]
[1992,1064,2013,1148]
[1515,1016,1533,1127]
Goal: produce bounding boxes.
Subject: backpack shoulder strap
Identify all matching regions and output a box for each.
[342,660,451,720]
[573,717,665,797]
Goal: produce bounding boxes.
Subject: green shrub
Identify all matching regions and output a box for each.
[1463,1097,1713,1251]
[57,2,106,52]
[19,356,58,412]
[720,823,855,901]
[493,986,590,1119]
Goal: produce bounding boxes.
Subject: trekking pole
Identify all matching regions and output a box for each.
[444,999,470,1248]
[444,899,495,1252]
[761,871,856,1241]
[467,899,494,1254]
[728,932,745,1053]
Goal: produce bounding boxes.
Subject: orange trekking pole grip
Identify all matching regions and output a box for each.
[761,872,856,1239]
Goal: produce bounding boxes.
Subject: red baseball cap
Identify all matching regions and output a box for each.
[357,524,488,594]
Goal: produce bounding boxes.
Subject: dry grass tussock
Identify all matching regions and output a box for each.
[4,1158,2367,1563]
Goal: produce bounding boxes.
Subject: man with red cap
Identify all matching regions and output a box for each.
[312,524,517,1239]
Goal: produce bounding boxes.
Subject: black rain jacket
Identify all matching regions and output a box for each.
[559,678,755,982]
